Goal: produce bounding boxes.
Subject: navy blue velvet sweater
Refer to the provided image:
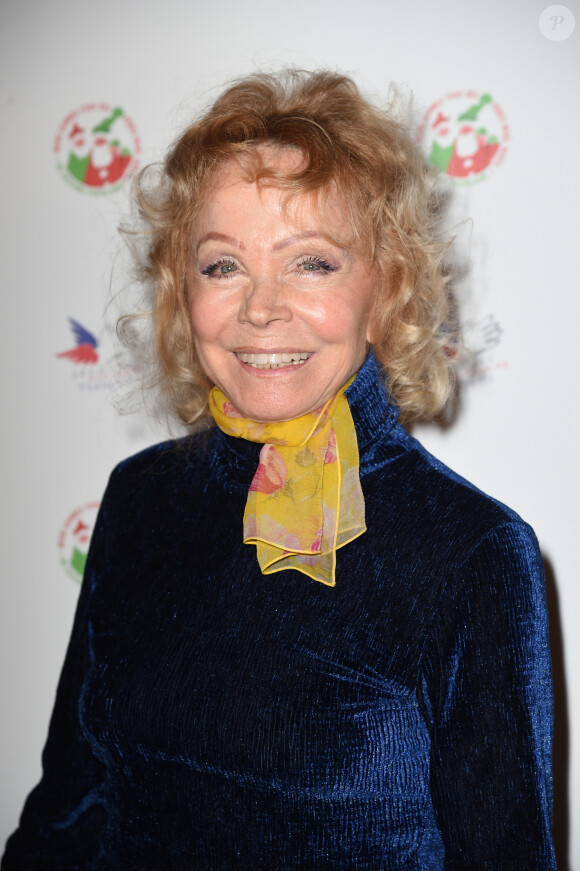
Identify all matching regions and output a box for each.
[3,355,556,869]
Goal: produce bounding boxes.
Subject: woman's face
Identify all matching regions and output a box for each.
[188,149,378,422]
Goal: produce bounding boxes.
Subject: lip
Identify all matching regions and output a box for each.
[234,350,314,371]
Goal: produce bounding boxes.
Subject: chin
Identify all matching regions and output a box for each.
[242,405,302,423]
[233,393,313,423]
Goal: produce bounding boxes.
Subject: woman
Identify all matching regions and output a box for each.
[3,71,556,869]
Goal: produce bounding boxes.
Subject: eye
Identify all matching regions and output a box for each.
[200,258,239,278]
[296,256,335,274]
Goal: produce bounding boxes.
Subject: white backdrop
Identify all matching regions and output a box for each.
[1,0,578,865]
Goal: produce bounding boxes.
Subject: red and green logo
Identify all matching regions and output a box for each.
[58,501,100,582]
[417,91,509,184]
[54,103,140,193]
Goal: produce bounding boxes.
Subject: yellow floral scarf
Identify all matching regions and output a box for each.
[209,377,366,586]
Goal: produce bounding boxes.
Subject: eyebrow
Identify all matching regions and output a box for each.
[197,230,342,255]
[196,232,245,252]
[272,232,335,251]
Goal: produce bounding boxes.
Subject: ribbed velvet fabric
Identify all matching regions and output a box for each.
[2,354,556,870]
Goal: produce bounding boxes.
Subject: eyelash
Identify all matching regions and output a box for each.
[297,256,335,274]
[200,258,236,278]
[200,256,336,279]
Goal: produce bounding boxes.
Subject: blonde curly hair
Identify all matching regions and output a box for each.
[124,69,456,427]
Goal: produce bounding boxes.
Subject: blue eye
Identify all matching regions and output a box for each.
[201,259,238,278]
[298,257,335,274]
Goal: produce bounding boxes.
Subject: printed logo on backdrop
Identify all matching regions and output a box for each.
[54,104,141,193]
[447,314,506,385]
[55,317,137,390]
[417,92,509,184]
[58,502,100,583]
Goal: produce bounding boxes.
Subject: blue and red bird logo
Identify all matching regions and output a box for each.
[56,318,99,364]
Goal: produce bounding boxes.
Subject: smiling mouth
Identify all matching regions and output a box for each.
[235,352,313,370]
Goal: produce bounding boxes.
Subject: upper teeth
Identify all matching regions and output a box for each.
[236,352,312,369]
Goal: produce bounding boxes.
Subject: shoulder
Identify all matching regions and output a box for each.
[92,431,223,529]
[400,438,549,662]
[87,431,222,568]
[108,431,215,491]
[369,421,540,570]
[114,433,201,473]
[400,435,546,607]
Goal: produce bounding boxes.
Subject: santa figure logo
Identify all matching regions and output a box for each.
[54,103,141,193]
[57,502,100,582]
[417,91,509,183]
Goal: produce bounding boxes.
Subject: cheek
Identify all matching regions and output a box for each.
[306,295,373,346]
[189,298,206,343]
[189,296,224,383]
[189,290,225,345]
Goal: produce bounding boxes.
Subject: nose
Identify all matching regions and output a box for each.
[238,278,292,328]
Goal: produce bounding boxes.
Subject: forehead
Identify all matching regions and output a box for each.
[196,149,351,242]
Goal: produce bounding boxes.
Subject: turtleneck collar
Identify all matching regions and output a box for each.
[208,350,400,488]
[344,351,399,455]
